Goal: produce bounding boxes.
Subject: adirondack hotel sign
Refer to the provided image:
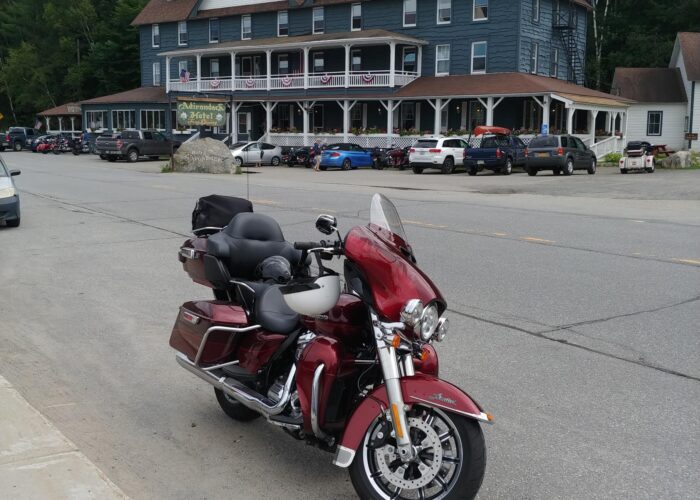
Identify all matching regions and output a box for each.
[176,97,227,127]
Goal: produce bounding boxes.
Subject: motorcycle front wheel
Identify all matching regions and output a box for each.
[349,405,486,500]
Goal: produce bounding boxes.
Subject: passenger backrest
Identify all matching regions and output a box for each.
[206,213,303,281]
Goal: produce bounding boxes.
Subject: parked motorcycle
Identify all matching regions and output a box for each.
[171,194,491,499]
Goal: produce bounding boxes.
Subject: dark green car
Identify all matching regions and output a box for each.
[525,135,597,176]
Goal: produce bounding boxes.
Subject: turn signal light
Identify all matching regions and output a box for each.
[409,148,415,153]
[486,412,494,422]
[391,404,404,439]
[429,148,442,153]
[390,334,401,349]
[496,148,502,159]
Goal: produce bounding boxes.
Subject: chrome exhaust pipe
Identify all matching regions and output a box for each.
[311,364,332,443]
[176,352,295,417]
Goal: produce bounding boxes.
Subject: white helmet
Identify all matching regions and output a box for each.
[280,275,341,316]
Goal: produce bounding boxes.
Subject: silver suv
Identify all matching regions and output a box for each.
[409,137,470,174]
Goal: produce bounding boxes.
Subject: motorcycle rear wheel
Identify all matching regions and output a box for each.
[349,405,486,500]
[214,388,260,422]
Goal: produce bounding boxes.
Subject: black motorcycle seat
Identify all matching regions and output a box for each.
[254,285,299,335]
[206,213,304,281]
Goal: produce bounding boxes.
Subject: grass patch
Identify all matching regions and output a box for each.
[161,162,173,173]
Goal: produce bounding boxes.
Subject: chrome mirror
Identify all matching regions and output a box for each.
[316,214,337,235]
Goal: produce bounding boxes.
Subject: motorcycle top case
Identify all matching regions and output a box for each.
[170,300,248,364]
[191,195,253,232]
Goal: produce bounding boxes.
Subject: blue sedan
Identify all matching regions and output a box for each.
[320,143,373,170]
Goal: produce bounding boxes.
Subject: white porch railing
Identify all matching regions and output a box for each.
[169,70,418,93]
[589,136,624,157]
[269,133,421,148]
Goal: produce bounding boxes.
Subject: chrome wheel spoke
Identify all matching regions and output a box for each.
[442,455,460,465]
[418,486,426,500]
[438,429,454,443]
[390,487,402,500]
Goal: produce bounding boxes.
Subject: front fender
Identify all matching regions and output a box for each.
[333,373,492,467]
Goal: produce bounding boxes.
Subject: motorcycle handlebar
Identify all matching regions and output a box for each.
[294,241,324,251]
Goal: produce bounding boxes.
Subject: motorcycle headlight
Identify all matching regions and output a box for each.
[420,304,439,341]
[0,187,16,199]
[400,299,423,334]
[434,317,448,342]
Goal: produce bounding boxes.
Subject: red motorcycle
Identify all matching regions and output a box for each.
[171,194,491,499]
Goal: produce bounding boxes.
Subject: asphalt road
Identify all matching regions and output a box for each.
[1,152,699,500]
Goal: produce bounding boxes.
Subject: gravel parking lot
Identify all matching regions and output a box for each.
[1,151,699,499]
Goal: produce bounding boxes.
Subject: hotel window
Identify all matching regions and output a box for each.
[550,49,559,77]
[209,18,219,43]
[152,62,161,86]
[351,105,364,129]
[86,111,107,130]
[313,104,324,131]
[278,11,288,36]
[437,0,451,24]
[179,60,188,74]
[277,105,291,130]
[532,0,540,22]
[278,54,289,75]
[403,47,417,73]
[241,15,252,40]
[112,110,136,130]
[351,49,361,72]
[400,102,416,129]
[473,0,488,21]
[471,41,486,74]
[530,42,539,74]
[435,45,450,76]
[351,3,362,31]
[647,111,663,136]
[152,24,160,48]
[140,110,166,130]
[178,21,188,46]
[403,0,417,27]
[313,7,324,34]
[313,52,324,73]
[441,107,448,133]
[210,58,220,78]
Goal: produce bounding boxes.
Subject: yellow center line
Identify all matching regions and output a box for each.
[520,236,555,244]
[403,220,448,229]
[492,232,508,237]
[671,258,700,266]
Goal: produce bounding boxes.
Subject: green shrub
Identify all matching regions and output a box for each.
[160,163,173,173]
[604,152,622,164]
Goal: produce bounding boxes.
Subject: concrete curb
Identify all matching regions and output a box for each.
[0,375,128,499]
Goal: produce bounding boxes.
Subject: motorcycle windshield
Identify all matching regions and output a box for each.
[369,194,411,254]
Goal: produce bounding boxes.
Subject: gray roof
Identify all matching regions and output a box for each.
[612,68,687,103]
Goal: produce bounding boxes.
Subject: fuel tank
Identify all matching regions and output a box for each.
[300,293,368,347]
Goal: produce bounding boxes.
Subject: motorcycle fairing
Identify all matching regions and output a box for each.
[332,373,491,467]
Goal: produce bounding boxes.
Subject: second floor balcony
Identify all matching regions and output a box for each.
[160,29,425,94]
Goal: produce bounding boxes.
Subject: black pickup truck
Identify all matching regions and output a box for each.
[463,126,527,176]
[95,130,178,162]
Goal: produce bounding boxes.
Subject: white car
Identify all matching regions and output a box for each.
[231,142,283,166]
[619,141,655,174]
[408,136,470,174]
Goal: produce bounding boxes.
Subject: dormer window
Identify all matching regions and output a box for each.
[313,7,324,34]
[209,18,220,43]
[242,15,252,40]
[152,24,160,48]
[178,21,188,46]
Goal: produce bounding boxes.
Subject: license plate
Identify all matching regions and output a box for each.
[477,160,485,165]
[108,150,120,155]
[536,152,549,158]
[629,159,640,167]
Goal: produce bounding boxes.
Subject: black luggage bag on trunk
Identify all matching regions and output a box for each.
[191,195,253,233]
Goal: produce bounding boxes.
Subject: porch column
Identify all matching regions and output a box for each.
[566,108,575,134]
[622,111,628,140]
[301,101,310,145]
[58,117,63,133]
[231,101,237,142]
[589,110,598,144]
[417,45,423,77]
[70,117,75,133]
[264,102,277,141]
[541,95,551,134]
[166,56,171,93]
[196,53,202,92]
[266,50,272,91]
[486,97,494,126]
[386,100,394,147]
[431,99,442,135]
[605,111,612,134]
[230,52,236,90]
[342,100,350,142]
[344,44,351,89]
[46,117,50,132]
[389,41,396,87]
[303,47,310,90]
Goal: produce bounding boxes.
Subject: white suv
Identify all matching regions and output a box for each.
[409,137,470,174]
